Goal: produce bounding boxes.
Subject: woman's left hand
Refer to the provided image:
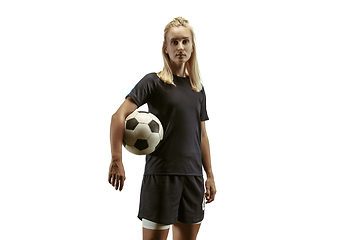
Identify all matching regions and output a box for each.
[205,177,216,204]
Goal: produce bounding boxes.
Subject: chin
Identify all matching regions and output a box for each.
[171,58,189,65]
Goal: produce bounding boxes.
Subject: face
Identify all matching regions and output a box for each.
[164,26,194,65]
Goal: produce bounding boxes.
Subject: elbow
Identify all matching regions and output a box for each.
[111,112,124,123]
[111,112,119,121]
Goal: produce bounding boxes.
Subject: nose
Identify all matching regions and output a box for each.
[177,42,184,50]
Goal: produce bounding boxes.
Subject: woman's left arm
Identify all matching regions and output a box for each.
[201,121,217,203]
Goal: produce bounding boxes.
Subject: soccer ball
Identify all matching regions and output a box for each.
[123,111,163,155]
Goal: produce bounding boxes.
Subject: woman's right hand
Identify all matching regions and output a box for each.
[108,160,126,191]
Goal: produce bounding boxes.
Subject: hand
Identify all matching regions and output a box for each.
[108,160,126,191]
[205,177,216,204]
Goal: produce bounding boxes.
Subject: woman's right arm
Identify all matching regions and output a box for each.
[108,97,138,191]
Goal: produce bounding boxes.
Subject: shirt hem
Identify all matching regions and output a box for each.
[143,172,203,176]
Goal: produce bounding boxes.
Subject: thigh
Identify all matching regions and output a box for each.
[143,228,169,240]
[172,221,201,240]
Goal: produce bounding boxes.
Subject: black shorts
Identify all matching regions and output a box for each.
[138,175,205,225]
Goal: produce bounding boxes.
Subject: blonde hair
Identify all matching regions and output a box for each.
[157,17,202,92]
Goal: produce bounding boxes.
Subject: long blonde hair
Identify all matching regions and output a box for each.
[157,17,202,92]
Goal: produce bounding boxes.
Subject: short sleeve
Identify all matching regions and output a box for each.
[200,86,209,121]
[126,73,156,107]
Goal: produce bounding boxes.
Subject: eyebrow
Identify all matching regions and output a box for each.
[170,37,190,41]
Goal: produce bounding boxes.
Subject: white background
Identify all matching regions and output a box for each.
[1,0,359,239]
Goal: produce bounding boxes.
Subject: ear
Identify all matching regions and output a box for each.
[164,47,168,54]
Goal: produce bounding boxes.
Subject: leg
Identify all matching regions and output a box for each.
[172,221,201,240]
[143,228,169,240]
[142,219,170,240]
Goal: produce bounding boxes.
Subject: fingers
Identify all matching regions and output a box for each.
[113,174,125,191]
[205,185,211,201]
[119,176,125,191]
[205,184,216,204]
[115,175,126,191]
[108,172,125,191]
[108,173,114,185]
[115,174,120,190]
[111,175,114,186]
[108,173,112,184]
[206,188,214,203]
[108,161,126,191]
[209,186,216,203]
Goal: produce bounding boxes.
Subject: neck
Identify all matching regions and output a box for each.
[170,61,186,78]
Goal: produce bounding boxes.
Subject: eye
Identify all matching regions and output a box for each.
[172,40,178,45]
[183,40,189,44]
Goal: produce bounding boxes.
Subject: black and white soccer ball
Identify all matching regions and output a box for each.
[123,111,163,155]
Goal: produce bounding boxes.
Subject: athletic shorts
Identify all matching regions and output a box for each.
[138,175,205,225]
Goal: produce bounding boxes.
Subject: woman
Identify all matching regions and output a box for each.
[108,17,216,240]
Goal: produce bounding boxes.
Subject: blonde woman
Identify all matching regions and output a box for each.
[108,17,216,240]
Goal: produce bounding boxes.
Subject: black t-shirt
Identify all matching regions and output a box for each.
[126,72,209,176]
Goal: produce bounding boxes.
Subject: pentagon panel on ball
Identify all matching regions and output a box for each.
[123,111,164,155]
